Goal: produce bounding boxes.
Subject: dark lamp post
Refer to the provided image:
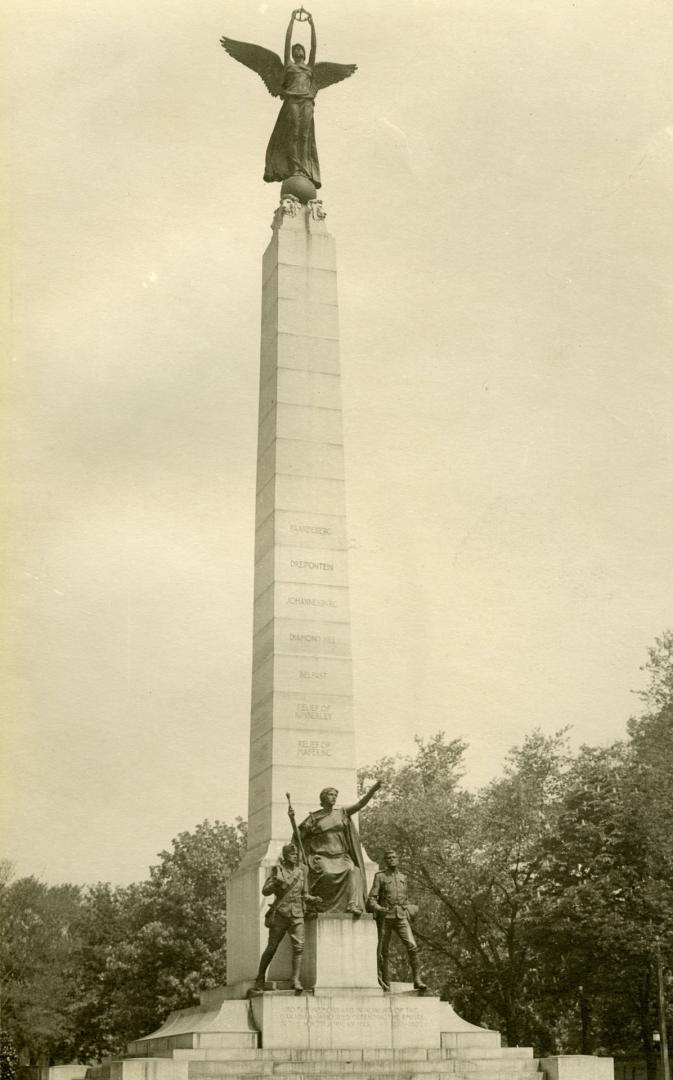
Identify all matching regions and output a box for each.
[655,942,671,1080]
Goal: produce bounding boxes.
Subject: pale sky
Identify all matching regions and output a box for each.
[2,0,673,886]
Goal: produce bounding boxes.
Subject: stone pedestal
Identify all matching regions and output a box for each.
[540,1057,615,1080]
[304,914,380,991]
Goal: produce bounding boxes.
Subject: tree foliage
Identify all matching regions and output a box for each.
[3,632,673,1070]
[0,1032,18,1080]
[1,819,245,1064]
[359,729,571,1045]
[0,875,82,1064]
[635,630,673,714]
[357,631,673,1062]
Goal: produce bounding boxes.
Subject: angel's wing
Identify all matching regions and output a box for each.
[314,62,357,92]
[220,37,284,98]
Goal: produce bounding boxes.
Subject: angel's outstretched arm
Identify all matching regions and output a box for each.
[308,12,317,67]
[284,12,295,66]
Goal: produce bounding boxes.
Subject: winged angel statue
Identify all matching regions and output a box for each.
[220,8,356,191]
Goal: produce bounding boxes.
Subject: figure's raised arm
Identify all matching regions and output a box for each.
[308,12,317,67]
[284,10,296,66]
[345,779,382,817]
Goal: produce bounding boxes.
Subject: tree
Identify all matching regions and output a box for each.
[626,705,673,1079]
[70,818,246,1057]
[459,729,571,1046]
[359,730,571,1046]
[0,819,246,1064]
[635,630,673,714]
[68,882,140,1061]
[0,877,82,1065]
[532,695,673,1071]
[0,1032,18,1080]
[530,742,637,1055]
[628,636,673,1078]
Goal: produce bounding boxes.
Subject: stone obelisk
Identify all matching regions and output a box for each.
[119,196,607,1072]
[226,197,375,990]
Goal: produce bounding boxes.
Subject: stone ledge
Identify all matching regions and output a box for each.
[173,1049,460,1062]
[539,1057,614,1080]
[111,1062,188,1080]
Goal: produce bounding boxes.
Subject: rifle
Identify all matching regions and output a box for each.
[286,792,307,865]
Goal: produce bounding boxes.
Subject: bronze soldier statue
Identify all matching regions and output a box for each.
[254,842,320,993]
[367,849,427,993]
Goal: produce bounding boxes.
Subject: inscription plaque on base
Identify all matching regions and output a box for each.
[250,992,442,1050]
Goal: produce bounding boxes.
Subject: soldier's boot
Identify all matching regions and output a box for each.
[291,952,303,993]
[410,951,427,993]
[253,943,274,992]
[379,957,391,993]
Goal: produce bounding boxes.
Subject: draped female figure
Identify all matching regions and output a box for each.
[298,782,381,915]
[220,9,356,190]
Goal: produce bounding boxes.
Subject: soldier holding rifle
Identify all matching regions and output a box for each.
[252,794,320,994]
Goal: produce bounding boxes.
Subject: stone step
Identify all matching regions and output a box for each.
[271,1066,456,1077]
[110,1058,544,1080]
[129,1035,259,1057]
[186,1065,541,1079]
[454,1072,540,1080]
[454,1073,541,1080]
[189,1062,458,1078]
[185,1073,458,1080]
[177,1050,542,1074]
[444,1051,534,1061]
[181,1050,455,1063]
[458,1065,541,1076]
[441,1036,503,1052]
[186,1071,449,1080]
[442,1036,501,1046]
[124,1047,542,1078]
[173,1049,538,1063]
[221,1072,535,1080]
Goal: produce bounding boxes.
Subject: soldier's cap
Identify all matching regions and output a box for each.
[282,843,298,856]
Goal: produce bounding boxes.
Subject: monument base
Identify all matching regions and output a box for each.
[117,981,615,1080]
[121,914,613,1080]
[126,990,508,1057]
[77,985,614,1080]
[108,994,609,1080]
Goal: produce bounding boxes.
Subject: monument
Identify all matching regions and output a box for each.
[74,11,613,1080]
